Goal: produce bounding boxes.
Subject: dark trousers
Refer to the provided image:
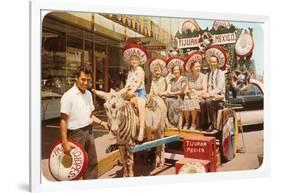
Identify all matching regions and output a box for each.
[68,124,98,179]
[200,99,224,130]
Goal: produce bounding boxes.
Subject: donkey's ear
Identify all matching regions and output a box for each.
[110,88,116,93]
[117,88,128,99]
[119,92,127,100]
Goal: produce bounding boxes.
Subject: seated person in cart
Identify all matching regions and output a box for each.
[161,57,187,129]
[149,59,167,97]
[202,54,226,132]
[149,57,172,128]
[182,60,207,131]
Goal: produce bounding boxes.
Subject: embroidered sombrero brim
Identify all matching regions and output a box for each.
[185,51,203,72]
[123,43,149,65]
[205,45,228,70]
[149,57,167,76]
[166,56,185,73]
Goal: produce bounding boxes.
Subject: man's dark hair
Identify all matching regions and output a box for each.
[75,65,92,77]
[210,55,219,62]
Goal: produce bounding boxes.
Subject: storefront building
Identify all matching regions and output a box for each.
[41,12,171,120]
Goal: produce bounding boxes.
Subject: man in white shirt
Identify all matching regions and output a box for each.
[60,65,109,179]
[202,56,225,132]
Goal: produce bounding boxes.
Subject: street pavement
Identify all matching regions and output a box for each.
[41,108,263,180]
[98,129,264,178]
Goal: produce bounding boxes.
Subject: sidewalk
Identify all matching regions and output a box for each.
[217,129,263,172]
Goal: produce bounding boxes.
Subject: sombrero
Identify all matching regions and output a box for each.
[48,138,88,181]
[212,20,231,31]
[149,57,167,76]
[205,45,228,71]
[235,30,254,58]
[181,19,200,33]
[166,56,185,73]
[123,43,149,65]
[184,51,203,72]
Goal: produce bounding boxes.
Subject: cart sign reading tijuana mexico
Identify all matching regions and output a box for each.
[184,140,208,154]
[177,32,237,49]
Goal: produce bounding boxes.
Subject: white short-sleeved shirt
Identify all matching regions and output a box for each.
[60,84,95,130]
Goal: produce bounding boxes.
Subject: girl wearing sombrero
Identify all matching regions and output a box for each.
[122,44,149,142]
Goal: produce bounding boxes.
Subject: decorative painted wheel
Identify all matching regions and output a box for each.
[179,161,207,174]
[235,30,254,57]
[48,138,89,181]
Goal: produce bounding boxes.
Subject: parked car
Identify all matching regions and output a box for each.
[228,79,264,127]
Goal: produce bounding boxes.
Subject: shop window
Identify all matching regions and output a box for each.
[41,21,94,119]
[42,30,67,96]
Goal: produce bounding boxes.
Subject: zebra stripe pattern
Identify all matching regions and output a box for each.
[117,102,138,145]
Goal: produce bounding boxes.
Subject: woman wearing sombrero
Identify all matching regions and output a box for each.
[161,56,187,129]
[122,43,149,142]
[181,51,207,130]
[149,57,168,96]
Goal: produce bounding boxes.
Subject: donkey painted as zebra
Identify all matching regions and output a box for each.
[94,89,169,177]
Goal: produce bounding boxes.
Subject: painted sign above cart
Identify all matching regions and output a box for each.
[177,32,237,49]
